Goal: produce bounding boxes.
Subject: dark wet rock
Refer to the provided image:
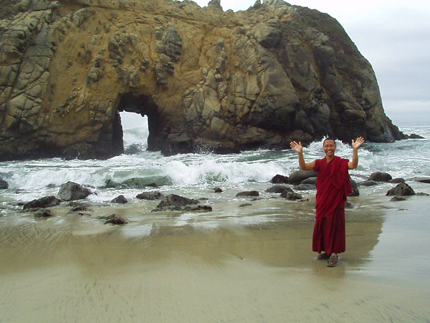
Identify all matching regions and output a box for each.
[349,188,359,197]
[293,184,316,191]
[121,178,158,189]
[124,143,145,155]
[412,177,430,184]
[105,178,165,189]
[390,178,405,184]
[417,192,430,196]
[368,172,392,182]
[349,179,359,196]
[345,202,354,209]
[390,196,407,202]
[67,201,91,208]
[266,185,293,194]
[70,205,89,212]
[301,177,317,185]
[386,182,415,196]
[111,195,128,204]
[104,214,128,225]
[136,191,164,200]
[407,134,424,139]
[104,179,122,188]
[236,191,259,197]
[270,174,289,184]
[58,181,91,201]
[214,187,223,193]
[153,194,199,212]
[34,209,54,218]
[183,205,212,212]
[23,196,61,210]
[0,178,8,189]
[288,171,318,185]
[281,190,303,200]
[239,203,252,207]
[358,180,379,186]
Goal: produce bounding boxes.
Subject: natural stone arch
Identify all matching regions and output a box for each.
[0,0,406,161]
[114,93,163,153]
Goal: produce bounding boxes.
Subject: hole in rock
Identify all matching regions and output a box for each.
[120,112,149,154]
[113,93,160,156]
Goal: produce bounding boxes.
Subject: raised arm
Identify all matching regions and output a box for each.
[290,141,315,171]
[348,137,365,169]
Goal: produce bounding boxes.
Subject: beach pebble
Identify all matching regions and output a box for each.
[34,209,54,218]
[104,214,128,225]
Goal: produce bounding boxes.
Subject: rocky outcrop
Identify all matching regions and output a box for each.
[58,181,91,201]
[386,182,415,196]
[0,0,405,161]
[23,195,61,209]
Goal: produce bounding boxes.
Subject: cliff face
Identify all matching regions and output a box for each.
[0,0,404,160]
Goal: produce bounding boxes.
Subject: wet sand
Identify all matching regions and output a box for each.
[1,195,430,322]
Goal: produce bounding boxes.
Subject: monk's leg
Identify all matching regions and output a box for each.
[324,208,346,255]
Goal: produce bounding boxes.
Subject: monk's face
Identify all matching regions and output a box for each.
[323,139,336,157]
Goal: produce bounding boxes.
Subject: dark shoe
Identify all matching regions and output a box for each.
[327,255,339,267]
[317,253,330,260]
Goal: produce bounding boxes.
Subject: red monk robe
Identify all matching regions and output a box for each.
[312,156,352,254]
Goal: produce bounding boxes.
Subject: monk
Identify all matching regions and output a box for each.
[290,137,365,267]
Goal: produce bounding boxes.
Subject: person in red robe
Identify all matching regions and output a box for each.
[290,137,365,267]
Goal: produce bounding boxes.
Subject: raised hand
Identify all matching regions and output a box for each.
[290,141,303,154]
[352,137,365,150]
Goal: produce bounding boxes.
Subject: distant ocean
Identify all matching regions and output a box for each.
[1,114,429,226]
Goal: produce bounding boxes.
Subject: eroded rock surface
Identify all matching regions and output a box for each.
[0,0,405,161]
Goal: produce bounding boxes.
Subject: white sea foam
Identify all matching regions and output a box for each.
[0,126,429,216]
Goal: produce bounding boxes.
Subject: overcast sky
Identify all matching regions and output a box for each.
[191,0,430,126]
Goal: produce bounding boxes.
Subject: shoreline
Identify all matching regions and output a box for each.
[1,194,430,322]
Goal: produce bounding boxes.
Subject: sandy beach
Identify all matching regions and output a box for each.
[1,194,430,323]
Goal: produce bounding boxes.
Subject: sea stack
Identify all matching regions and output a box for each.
[0,0,405,161]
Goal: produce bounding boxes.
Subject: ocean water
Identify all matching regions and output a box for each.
[0,121,429,228]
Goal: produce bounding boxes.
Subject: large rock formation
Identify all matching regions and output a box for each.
[0,0,405,160]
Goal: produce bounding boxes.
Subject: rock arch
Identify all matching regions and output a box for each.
[0,0,405,161]
[115,93,163,153]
